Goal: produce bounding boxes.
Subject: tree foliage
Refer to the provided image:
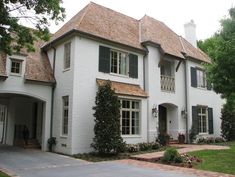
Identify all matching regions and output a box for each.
[198,7,235,100]
[91,81,125,155]
[198,7,235,139]
[221,98,235,141]
[0,0,65,54]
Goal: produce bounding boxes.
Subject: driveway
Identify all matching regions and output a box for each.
[0,145,197,177]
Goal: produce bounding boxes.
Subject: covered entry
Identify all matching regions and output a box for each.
[0,93,45,149]
[158,103,179,140]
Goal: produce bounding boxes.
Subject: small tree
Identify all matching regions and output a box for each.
[221,99,235,141]
[91,81,124,155]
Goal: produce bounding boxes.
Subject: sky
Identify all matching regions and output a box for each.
[49,0,235,40]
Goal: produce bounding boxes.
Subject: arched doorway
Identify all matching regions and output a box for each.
[158,103,179,140]
[0,93,45,149]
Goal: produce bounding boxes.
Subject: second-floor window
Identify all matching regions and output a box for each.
[99,46,138,78]
[111,50,128,75]
[64,42,71,70]
[10,59,22,75]
[196,69,206,88]
[191,67,211,90]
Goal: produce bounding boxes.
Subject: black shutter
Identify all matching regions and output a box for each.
[192,106,199,135]
[191,67,197,87]
[99,46,110,73]
[129,53,138,78]
[208,107,214,134]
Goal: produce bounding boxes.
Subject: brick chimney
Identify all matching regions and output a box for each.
[184,20,197,48]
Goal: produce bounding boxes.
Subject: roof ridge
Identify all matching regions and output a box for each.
[76,2,91,28]
[89,1,139,22]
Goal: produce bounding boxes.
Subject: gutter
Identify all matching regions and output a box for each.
[184,59,189,143]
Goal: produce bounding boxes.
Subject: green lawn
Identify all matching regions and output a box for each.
[189,141,235,175]
[0,172,10,177]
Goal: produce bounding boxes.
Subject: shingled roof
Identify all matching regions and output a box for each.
[0,40,55,83]
[46,2,210,63]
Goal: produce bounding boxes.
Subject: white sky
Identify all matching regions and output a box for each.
[49,0,235,40]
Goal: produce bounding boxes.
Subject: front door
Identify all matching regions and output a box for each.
[159,105,167,134]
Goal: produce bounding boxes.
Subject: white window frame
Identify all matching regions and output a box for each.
[110,50,129,76]
[120,99,141,136]
[196,69,207,88]
[198,106,208,134]
[64,42,71,70]
[62,96,69,136]
[10,58,22,76]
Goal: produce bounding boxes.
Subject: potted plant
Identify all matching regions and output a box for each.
[47,137,56,152]
[178,133,185,144]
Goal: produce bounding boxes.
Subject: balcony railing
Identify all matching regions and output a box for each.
[161,75,175,92]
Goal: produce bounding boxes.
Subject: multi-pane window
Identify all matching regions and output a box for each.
[198,107,208,133]
[196,69,206,88]
[10,59,22,74]
[111,50,128,75]
[64,42,71,69]
[62,96,69,135]
[120,99,140,135]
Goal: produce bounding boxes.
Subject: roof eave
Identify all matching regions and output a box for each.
[43,29,147,54]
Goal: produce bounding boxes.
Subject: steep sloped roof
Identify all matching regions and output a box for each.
[51,2,143,50]
[47,2,210,63]
[140,15,185,59]
[0,41,55,83]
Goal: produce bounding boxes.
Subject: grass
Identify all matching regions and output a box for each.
[74,147,167,162]
[188,141,235,175]
[0,172,10,177]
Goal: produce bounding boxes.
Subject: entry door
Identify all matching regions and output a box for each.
[159,105,167,134]
[0,105,7,143]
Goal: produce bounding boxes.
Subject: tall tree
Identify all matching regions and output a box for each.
[198,7,235,100]
[91,81,124,155]
[0,0,65,54]
[198,7,235,140]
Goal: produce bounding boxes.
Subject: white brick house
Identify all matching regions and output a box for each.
[0,2,223,154]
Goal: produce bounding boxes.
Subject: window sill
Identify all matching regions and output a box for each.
[110,73,129,78]
[122,135,142,138]
[161,90,175,94]
[198,132,209,136]
[10,73,22,77]
[63,68,70,72]
[196,86,207,90]
[60,135,68,139]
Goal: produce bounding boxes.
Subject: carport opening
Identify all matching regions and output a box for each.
[0,93,45,149]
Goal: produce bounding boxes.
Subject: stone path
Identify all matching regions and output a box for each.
[118,159,235,177]
[131,144,230,161]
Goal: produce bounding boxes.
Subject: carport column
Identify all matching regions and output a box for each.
[41,101,51,151]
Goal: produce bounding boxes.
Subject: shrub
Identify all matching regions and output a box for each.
[151,142,160,150]
[139,142,152,151]
[126,144,139,153]
[162,148,182,163]
[47,137,56,152]
[215,137,225,143]
[157,133,170,146]
[91,81,124,155]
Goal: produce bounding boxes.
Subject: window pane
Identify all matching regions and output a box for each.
[64,43,71,69]
[119,53,127,75]
[11,60,21,74]
[111,51,118,73]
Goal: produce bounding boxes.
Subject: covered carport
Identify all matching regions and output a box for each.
[0,92,49,151]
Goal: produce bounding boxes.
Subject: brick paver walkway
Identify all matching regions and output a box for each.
[131,144,230,161]
[118,159,235,177]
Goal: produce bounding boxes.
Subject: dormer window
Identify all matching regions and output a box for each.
[10,59,22,75]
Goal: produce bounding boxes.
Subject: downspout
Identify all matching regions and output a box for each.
[142,45,149,142]
[179,36,190,143]
[184,60,189,143]
[50,46,56,138]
